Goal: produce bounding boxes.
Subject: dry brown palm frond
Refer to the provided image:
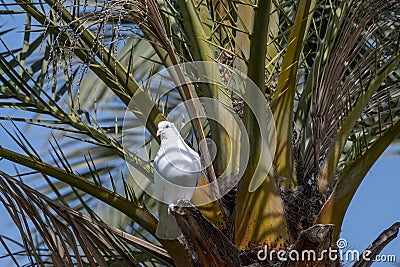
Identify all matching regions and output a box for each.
[0,171,174,266]
[303,0,400,180]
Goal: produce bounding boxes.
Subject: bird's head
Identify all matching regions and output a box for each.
[156,121,178,140]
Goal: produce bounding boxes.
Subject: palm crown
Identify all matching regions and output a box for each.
[0,0,399,266]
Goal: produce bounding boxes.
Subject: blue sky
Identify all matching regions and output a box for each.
[341,146,400,266]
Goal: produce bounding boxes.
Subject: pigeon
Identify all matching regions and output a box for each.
[154,121,201,239]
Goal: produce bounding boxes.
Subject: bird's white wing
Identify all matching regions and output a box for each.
[154,125,201,239]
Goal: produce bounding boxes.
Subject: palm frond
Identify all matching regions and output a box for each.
[299,0,399,186]
[0,170,174,266]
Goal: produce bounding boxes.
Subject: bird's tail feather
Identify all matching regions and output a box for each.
[156,203,181,240]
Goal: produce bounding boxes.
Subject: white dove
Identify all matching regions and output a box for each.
[154,121,201,239]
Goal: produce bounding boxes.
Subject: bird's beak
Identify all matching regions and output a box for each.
[157,129,162,136]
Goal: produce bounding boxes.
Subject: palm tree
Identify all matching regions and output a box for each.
[0,0,399,265]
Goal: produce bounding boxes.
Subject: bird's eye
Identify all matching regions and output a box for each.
[165,125,170,128]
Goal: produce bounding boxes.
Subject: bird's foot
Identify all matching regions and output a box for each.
[168,203,175,215]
